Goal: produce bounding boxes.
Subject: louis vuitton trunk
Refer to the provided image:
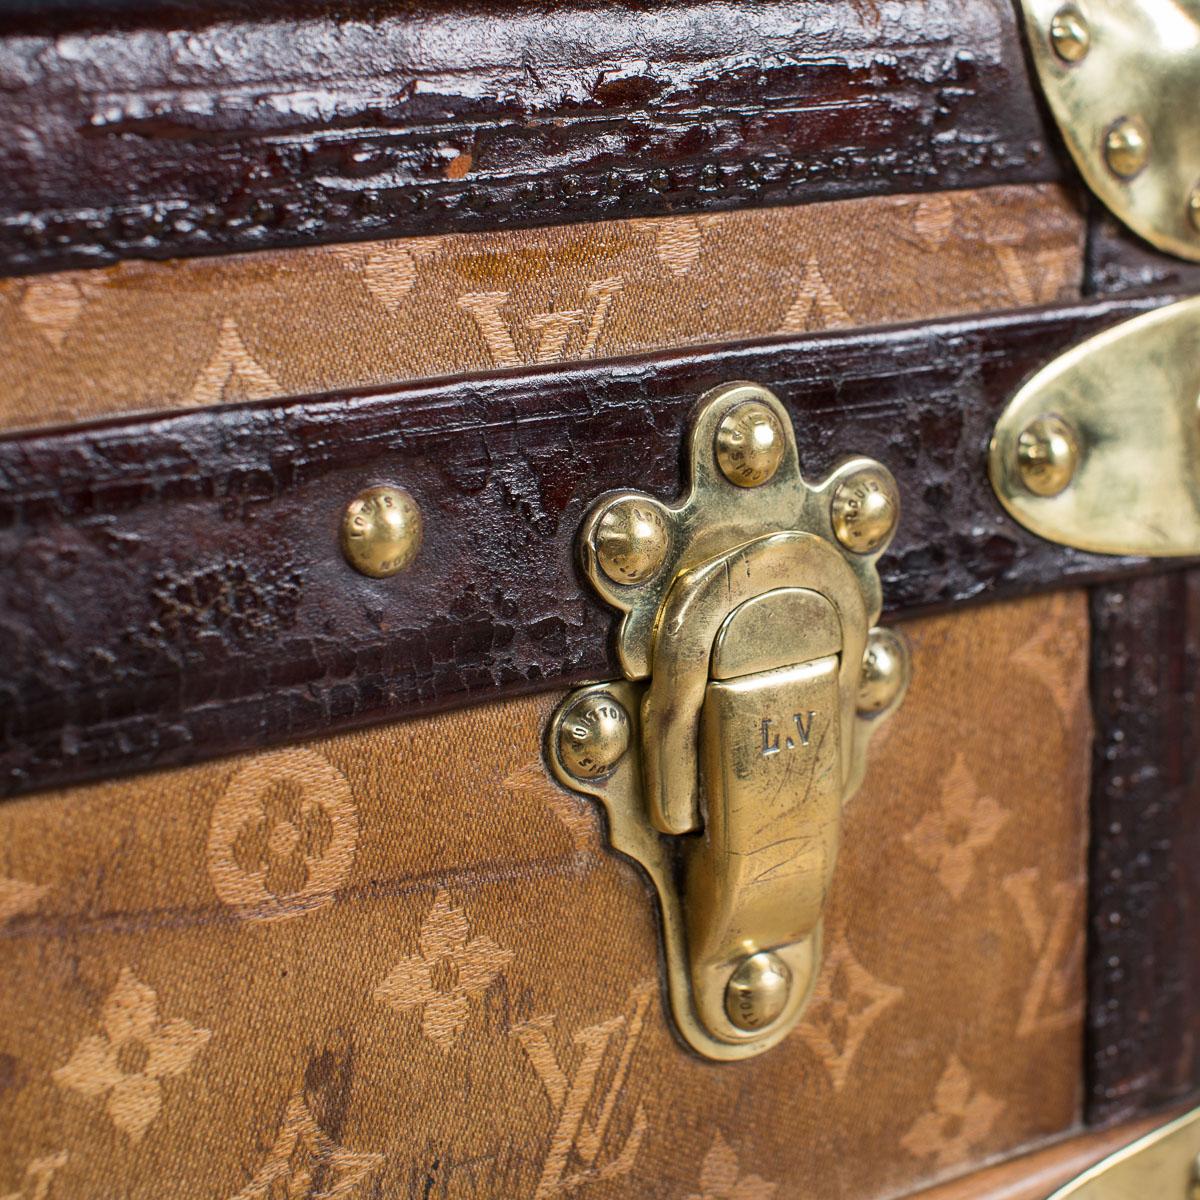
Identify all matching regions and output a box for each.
[0,2,1198,1198]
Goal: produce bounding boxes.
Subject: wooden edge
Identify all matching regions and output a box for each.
[908,1106,1195,1200]
[0,0,1064,277]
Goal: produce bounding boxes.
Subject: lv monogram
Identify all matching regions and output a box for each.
[457,278,624,368]
[513,984,651,1199]
[1004,869,1085,1036]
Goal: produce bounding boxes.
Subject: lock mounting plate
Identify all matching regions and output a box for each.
[548,383,909,1059]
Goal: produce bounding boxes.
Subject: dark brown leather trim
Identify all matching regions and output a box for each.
[0,294,1189,799]
[0,0,1064,277]
[1087,571,1200,1124]
[1085,209,1200,299]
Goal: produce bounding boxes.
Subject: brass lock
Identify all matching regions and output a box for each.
[548,383,909,1059]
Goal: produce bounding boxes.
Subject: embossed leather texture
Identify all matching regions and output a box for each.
[0,592,1090,1199]
[0,0,1063,277]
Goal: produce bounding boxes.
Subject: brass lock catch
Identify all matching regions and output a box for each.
[548,383,909,1059]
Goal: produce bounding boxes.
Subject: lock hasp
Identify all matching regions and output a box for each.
[548,383,908,1059]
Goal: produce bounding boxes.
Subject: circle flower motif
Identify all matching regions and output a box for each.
[231,777,335,899]
[207,749,358,922]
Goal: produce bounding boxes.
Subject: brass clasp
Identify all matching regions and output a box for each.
[990,296,1200,557]
[547,383,909,1060]
[1018,0,1200,263]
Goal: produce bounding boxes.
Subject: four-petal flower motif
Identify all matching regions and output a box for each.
[53,968,212,1141]
[206,748,359,922]
[373,890,513,1050]
[900,1055,1006,1169]
[686,1133,778,1200]
[905,755,1009,899]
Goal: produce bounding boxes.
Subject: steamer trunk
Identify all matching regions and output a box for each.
[0,3,1196,1198]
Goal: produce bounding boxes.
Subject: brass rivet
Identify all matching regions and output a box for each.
[340,485,422,578]
[830,466,899,555]
[1017,415,1079,497]
[725,951,791,1031]
[858,628,909,716]
[715,400,785,487]
[1049,4,1090,63]
[1104,116,1150,179]
[557,693,631,781]
[1188,184,1200,233]
[594,498,670,585]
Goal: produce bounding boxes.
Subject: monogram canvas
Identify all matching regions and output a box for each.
[0,591,1090,1199]
[0,184,1083,433]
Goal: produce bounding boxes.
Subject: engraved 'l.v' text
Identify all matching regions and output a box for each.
[760,712,816,757]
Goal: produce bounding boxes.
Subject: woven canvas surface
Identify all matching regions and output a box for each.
[0,184,1083,433]
[0,591,1091,1199]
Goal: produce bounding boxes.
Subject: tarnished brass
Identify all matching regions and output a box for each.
[1104,116,1151,181]
[725,951,792,1031]
[710,588,841,680]
[556,693,631,781]
[714,398,785,487]
[1048,1106,1200,1198]
[1016,414,1079,498]
[857,627,910,717]
[594,496,671,585]
[990,296,1200,557]
[830,466,900,554]
[1049,4,1090,63]
[340,485,422,578]
[1019,0,1200,261]
[548,382,907,1060]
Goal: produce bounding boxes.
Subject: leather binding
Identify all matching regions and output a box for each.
[1087,573,1200,1124]
[0,292,1190,800]
[1085,212,1200,299]
[0,0,1061,276]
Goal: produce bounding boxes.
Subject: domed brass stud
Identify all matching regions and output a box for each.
[594,498,670,585]
[725,950,791,1031]
[857,627,910,717]
[340,485,422,578]
[1104,116,1150,180]
[1049,4,1090,63]
[1016,414,1079,497]
[831,466,899,554]
[557,693,631,781]
[715,401,785,488]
